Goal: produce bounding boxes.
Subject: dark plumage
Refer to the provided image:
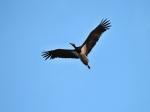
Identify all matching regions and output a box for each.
[81,19,111,55]
[42,19,111,69]
[42,49,78,59]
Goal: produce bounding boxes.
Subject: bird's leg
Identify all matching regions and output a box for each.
[87,65,90,69]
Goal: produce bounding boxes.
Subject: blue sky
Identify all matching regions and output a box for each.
[0,0,150,112]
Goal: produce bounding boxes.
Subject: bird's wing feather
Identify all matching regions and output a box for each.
[81,19,111,55]
[42,49,79,60]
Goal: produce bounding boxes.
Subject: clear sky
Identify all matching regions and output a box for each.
[1,0,150,112]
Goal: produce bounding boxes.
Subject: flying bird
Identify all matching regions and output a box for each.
[42,19,111,69]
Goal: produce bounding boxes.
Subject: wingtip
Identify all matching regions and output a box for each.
[101,18,111,24]
[41,51,52,60]
[100,18,111,30]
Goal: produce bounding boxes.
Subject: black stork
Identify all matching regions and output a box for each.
[42,19,111,69]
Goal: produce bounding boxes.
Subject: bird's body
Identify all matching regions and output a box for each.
[42,19,111,69]
[79,54,90,69]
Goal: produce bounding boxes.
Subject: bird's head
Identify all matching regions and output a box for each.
[69,43,81,53]
[69,43,77,49]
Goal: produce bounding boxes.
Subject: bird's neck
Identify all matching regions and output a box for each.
[71,44,81,53]
[75,47,81,53]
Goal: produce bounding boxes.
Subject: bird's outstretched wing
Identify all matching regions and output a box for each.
[42,49,79,60]
[81,19,111,55]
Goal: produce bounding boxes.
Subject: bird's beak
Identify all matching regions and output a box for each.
[69,43,76,49]
[69,43,75,47]
[69,43,73,46]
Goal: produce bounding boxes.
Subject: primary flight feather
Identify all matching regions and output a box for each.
[42,19,111,69]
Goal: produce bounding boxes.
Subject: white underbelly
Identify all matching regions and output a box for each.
[79,54,88,65]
